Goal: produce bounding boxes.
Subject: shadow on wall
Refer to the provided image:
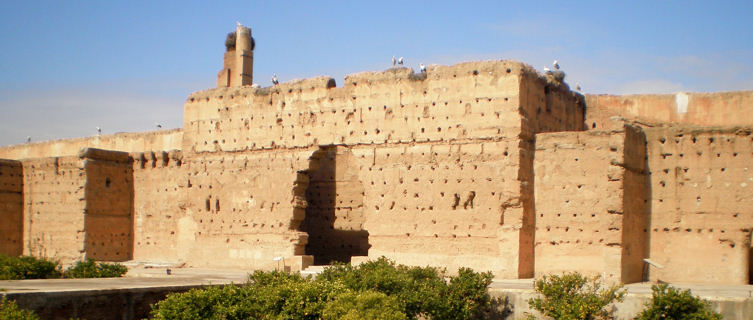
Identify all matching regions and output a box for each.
[300,145,369,265]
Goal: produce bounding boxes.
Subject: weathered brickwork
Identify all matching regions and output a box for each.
[131,151,186,262]
[534,126,649,283]
[22,156,88,263]
[0,27,751,284]
[644,126,753,284]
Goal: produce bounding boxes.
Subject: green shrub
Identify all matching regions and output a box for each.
[440,267,495,319]
[0,297,40,320]
[322,290,407,320]
[0,254,61,280]
[635,284,722,320]
[528,272,625,320]
[150,285,255,320]
[150,257,495,320]
[62,259,127,278]
[317,257,493,320]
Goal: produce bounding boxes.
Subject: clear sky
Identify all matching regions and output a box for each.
[1,1,752,146]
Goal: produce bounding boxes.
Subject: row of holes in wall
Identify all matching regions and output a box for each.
[195,97,516,148]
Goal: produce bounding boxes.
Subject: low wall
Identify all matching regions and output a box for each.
[0,129,183,160]
[3,284,205,320]
[586,90,753,130]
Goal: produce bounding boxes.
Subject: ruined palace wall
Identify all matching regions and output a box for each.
[0,129,183,160]
[183,61,528,154]
[131,151,187,263]
[178,60,584,275]
[82,149,134,262]
[533,126,649,283]
[22,156,87,264]
[586,91,753,130]
[644,126,753,284]
[0,160,23,256]
[180,61,529,271]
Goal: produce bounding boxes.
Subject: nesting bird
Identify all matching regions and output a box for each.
[543,67,552,74]
[272,74,279,85]
[419,63,426,73]
[398,57,404,65]
[251,83,260,88]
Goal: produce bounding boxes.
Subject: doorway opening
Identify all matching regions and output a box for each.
[299,145,369,265]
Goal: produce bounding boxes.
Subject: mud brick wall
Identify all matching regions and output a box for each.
[179,60,585,275]
[22,156,87,264]
[644,126,753,284]
[131,151,186,262]
[0,159,23,256]
[586,91,753,130]
[534,126,649,283]
[179,149,309,269]
[352,140,523,276]
[183,61,528,154]
[81,149,134,262]
[0,129,183,160]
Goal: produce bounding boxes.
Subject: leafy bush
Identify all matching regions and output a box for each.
[0,254,61,280]
[0,297,39,320]
[151,257,494,320]
[527,272,625,320]
[322,290,406,320]
[62,259,128,278]
[635,284,722,320]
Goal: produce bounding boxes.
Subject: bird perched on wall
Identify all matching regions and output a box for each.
[392,56,396,67]
[576,84,582,92]
[26,136,31,143]
[419,63,426,73]
[553,60,560,70]
[96,126,101,135]
[251,83,260,88]
[398,57,404,65]
[272,74,279,85]
[155,122,163,129]
[543,67,552,74]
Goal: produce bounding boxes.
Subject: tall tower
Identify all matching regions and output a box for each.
[217,23,254,87]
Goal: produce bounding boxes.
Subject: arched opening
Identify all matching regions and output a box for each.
[299,145,369,265]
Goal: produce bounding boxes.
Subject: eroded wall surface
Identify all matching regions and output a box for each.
[533,126,649,283]
[644,126,753,284]
[22,156,87,263]
[82,149,134,262]
[586,91,753,130]
[0,159,23,256]
[131,151,186,262]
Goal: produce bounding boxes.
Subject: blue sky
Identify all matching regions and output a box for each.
[1,1,752,146]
